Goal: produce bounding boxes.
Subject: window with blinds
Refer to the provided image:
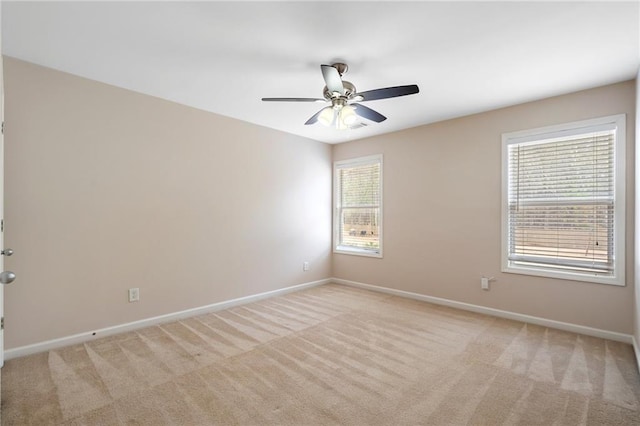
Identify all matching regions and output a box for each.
[334,155,383,257]
[502,115,626,286]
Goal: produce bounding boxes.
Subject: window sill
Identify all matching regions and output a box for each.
[502,264,624,286]
[334,246,382,258]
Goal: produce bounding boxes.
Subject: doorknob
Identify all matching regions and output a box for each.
[0,271,15,285]
[1,248,13,256]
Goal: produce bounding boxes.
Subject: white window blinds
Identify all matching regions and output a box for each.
[503,115,626,286]
[334,155,382,256]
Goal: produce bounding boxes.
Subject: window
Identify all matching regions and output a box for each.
[334,155,383,257]
[502,115,625,286]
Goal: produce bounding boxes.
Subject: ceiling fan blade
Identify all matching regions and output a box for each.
[304,108,325,125]
[321,64,344,95]
[355,84,419,102]
[352,103,387,123]
[262,97,325,102]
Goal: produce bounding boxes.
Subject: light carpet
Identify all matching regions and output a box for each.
[2,283,640,425]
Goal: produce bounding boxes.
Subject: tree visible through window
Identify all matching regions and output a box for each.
[502,115,625,286]
[334,155,382,257]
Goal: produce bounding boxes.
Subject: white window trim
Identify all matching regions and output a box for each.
[501,114,626,286]
[333,154,383,258]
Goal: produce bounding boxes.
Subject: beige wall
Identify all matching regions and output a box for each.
[3,57,332,349]
[334,80,636,334]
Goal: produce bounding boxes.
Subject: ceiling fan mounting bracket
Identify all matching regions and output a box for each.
[331,63,348,76]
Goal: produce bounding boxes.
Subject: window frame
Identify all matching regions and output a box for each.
[333,154,383,258]
[501,114,626,286]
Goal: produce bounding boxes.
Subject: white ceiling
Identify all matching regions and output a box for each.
[3,1,639,144]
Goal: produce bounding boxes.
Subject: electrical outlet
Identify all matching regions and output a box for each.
[303,261,310,271]
[128,288,140,302]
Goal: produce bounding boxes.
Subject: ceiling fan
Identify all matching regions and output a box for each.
[262,63,419,129]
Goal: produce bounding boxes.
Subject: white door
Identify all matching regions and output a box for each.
[0,55,16,367]
[0,3,16,368]
[0,52,4,367]
[0,52,13,367]
[0,52,5,367]
[0,4,17,369]
[0,0,4,369]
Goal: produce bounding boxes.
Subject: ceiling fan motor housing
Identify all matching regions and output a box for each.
[323,81,357,104]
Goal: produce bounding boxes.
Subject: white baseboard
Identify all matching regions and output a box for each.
[333,278,634,344]
[4,278,331,361]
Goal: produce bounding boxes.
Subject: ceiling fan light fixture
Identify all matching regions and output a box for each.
[318,106,335,127]
[340,105,357,126]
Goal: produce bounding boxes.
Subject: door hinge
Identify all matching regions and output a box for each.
[1,317,4,330]
[2,219,4,232]
[2,121,4,135]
